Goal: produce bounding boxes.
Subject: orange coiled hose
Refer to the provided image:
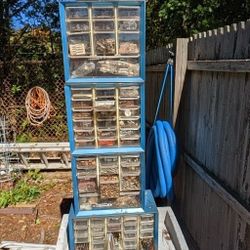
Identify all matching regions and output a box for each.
[25,86,55,126]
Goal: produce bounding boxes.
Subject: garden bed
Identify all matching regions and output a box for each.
[0,171,72,244]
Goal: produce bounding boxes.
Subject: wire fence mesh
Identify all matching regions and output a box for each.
[0,59,68,143]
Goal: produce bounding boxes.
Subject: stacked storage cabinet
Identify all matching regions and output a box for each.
[59,1,158,249]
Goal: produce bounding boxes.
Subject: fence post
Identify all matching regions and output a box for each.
[173,38,188,127]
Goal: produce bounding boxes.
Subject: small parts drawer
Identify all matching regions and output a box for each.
[93,7,114,19]
[99,156,119,175]
[78,177,97,193]
[67,21,89,33]
[66,7,88,19]
[100,175,120,199]
[93,20,114,31]
[119,87,139,99]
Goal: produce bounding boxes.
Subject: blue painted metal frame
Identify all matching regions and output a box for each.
[59,0,146,83]
[68,190,158,250]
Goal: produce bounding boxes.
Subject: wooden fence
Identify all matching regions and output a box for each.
[146,21,250,249]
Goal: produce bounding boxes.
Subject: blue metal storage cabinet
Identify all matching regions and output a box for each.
[59,0,158,249]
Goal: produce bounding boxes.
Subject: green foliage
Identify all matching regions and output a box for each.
[147,0,250,49]
[11,84,22,95]
[0,171,42,208]
[16,132,33,143]
[27,169,43,182]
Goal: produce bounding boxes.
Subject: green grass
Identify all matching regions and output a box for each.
[0,170,43,208]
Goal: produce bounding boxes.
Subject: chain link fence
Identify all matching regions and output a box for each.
[0,59,68,142]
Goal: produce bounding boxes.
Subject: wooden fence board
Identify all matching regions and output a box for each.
[187,59,250,72]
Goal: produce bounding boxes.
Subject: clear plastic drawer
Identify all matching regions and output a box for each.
[79,193,98,210]
[73,108,93,118]
[118,7,140,19]
[99,156,119,175]
[74,219,88,230]
[95,88,115,98]
[77,157,96,169]
[78,167,96,178]
[94,20,115,31]
[118,20,139,31]
[140,214,154,223]
[74,119,93,129]
[66,7,89,19]
[119,99,140,108]
[98,137,117,147]
[97,118,116,129]
[119,87,139,99]
[120,137,140,146]
[97,128,116,138]
[140,221,154,230]
[75,138,95,148]
[121,176,140,191]
[78,177,97,193]
[120,127,140,138]
[100,175,119,199]
[94,34,116,56]
[123,230,137,239]
[117,191,140,208]
[99,156,118,166]
[96,111,116,120]
[75,243,89,250]
[93,7,114,19]
[121,164,140,176]
[68,21,89,33]
[72,88,92,99]
[95,100,116,110]
[71,59,96,78]
[119,107,140,117]
[124,239,137,249]
[140,230,154,238]
[72,100,93,110]
[119,34,140,55]
[119,117,140,129]
[97,59,139,77]
[68,34,91,56]
[74,129,94,140]
[91,218,105,228]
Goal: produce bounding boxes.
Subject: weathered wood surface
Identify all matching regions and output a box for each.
[173,39,188,126]
[174,158,250,250]
[145,64,166,124]
[145,44,175,124]
[184,153,250,224]
[146,20,250,250]
[173,20,250,250]
[146,45,173,66]
[187,59,250,72]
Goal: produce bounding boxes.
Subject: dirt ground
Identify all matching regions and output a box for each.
[0,171,72,245]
